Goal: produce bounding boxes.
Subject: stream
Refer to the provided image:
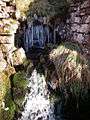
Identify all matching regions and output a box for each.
[18,69,55,120]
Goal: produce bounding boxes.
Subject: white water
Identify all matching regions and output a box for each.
[18,69,55,120]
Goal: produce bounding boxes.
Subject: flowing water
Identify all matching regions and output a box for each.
[24,24,50,52]
[18,69,55,120]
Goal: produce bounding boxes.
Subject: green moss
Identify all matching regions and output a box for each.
[13,71,28,89]
[12,71,28,113]
[0,73,10,104]
[30,0,68,17]
[15,96,25,107]
[0,72,16,120]
[1,97,16,120]
[62,42,81,52]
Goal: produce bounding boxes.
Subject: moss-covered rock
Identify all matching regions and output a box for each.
[0,72,16,120]
[12,71,28,111]
[0,73,10,104]
[49,41,90,97]
[0,95,16,120]
[13,71,28,89]
[48,42,90,119]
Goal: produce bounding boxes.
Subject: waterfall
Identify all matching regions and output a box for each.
[18,69,55,120]
[23,21,53,52]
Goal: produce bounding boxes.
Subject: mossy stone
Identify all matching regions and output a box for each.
[13,71,28,89]
[0,72,16,120]
[12,71,28,112]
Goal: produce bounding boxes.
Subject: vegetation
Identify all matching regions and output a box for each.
[1,95,16,120]
[49,42,90,118]
[12,71,28,113]
[0,72,16,120]
[16,0,69,18]
[13,71,28,89]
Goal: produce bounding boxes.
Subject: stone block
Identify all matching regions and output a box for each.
[79,24,89,33]
[74,17,81,23]
[86,8,90,15]
[2,0,11,2]
[0,11,9,19]
[81,0,90,9]
[0,43,14,53]
[0,1,6,6]
[0,50,4,60]
[71,24,80,32]
[81,16,90,24]
[0,59,7,72]
[0,35,14,44]
[85,16,90,23]
[5,6,15,13]
[73,33,85,43]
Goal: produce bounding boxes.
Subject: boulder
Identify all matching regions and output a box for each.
[13,48,26,66]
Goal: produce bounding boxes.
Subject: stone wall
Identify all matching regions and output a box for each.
[0,1,26,120]
[66,0,90,47]
[0,0,19,67]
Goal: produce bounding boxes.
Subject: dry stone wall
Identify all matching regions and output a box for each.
[0,0,20,69]
[0,1,26,120]
[66,0,90,47]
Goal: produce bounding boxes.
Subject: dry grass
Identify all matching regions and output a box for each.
[49,42,90,97]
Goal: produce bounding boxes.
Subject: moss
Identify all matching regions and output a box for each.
[63,42,81,52]
[0,73,10,103]
[1,96,16,120]
[12,71,28,113]
[49,42,90,119]
[0,70,28,120]
[13,71,28,89]
[0,72,16,120]
[26,0,69,18]
[49,42,89,98]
